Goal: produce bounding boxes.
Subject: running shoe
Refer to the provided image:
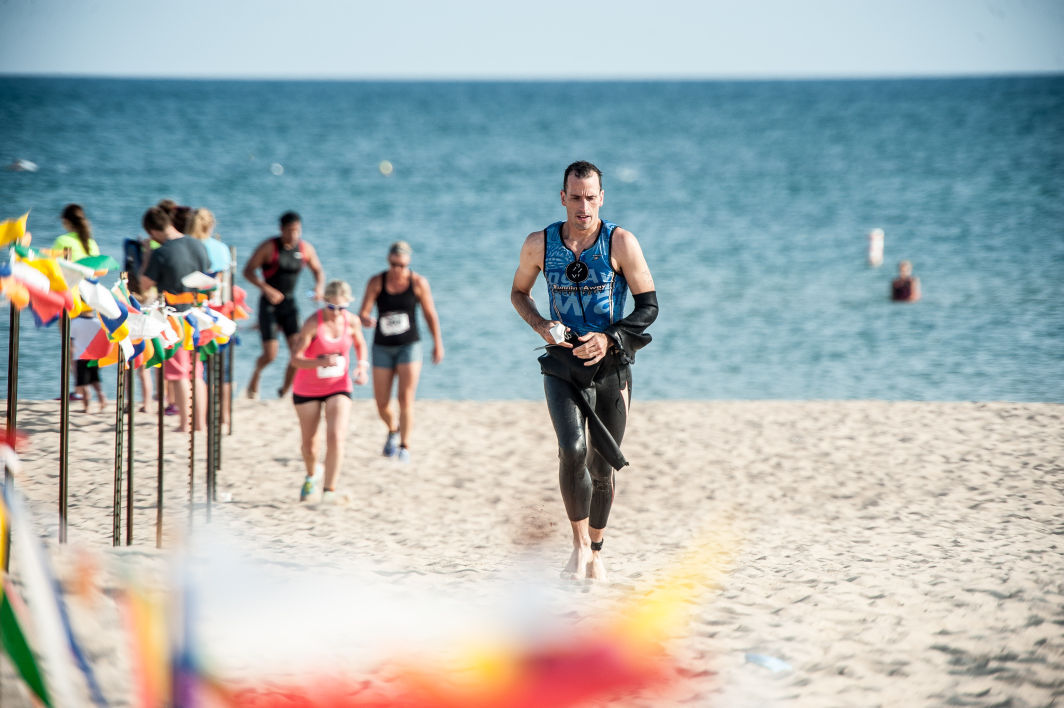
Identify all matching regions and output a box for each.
[299,475,316,502]
[396,447,411,464]
[382,431,400,457]
[164,404,179,416]
[320,490,350,506]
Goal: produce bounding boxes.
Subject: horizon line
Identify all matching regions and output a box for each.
[2,69,1063,83]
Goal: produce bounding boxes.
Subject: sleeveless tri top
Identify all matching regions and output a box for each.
[262,237,307,296]
[543,220,629,336]
[892,277,913,301]
[374,270,420,346]
[291,310,353,398]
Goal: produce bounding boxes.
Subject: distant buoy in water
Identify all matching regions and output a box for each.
[867,228,884,267]
[379,160,394,176]
[270,162,284,176]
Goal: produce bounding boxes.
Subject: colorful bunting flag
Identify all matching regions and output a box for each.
[0,211,30,247]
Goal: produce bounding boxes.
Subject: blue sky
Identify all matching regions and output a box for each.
[1,0,1062,79]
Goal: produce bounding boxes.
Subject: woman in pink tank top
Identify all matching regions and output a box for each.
[290,280,369,503]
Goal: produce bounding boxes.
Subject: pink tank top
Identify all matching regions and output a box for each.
[292,310,353,397]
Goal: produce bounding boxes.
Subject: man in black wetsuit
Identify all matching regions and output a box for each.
[511,161,659,582]
[243,211,325,398]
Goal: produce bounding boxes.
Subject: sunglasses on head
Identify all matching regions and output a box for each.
[325,303,347,311]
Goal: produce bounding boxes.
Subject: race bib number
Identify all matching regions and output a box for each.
[316,355,346,379]
[379,312,411,336]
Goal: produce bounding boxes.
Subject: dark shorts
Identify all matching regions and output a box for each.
[258,296,300,342]
[292,391,351,405]
[75,360,100,387]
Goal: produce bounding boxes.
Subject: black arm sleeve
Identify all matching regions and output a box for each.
[604,290,658,364]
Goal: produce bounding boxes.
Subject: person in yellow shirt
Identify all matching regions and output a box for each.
[52,204,106,411]
[52,203,100,260]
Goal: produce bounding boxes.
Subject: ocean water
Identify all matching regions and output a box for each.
[1,76,1062,402]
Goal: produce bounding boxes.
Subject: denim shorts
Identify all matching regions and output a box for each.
[372,341,422,369]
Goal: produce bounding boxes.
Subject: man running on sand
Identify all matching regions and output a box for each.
[243,211,325,399]
[510,160,658,581]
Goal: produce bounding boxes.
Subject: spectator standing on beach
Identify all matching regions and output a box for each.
[139,205,212,433]
[891,260,921,302]
[137,199,192,415]
[190,207,234,426]
[243,211,325,399]
[356,241,444,464]
[510,160,658,581]
[53,204,107,412]
[290,280,369,504]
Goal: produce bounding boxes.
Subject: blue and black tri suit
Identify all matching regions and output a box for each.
[539,219,633,530]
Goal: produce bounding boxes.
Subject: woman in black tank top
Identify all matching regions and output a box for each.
[357,241,445,464]
[373,268,421,346]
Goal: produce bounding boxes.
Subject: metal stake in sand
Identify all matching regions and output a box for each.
[188,347,195,528]
[112,357,126,546]
[205,351,214,521]
[59,308,71,543]
[227,245,236,437]
[156,364,164,548]
[126,362,134,545]
[212,350,222,498]
[5,303,20,491]
[120,274,135,545]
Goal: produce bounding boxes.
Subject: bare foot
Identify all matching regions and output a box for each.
[587,551,608,582]
[561,545,593,580]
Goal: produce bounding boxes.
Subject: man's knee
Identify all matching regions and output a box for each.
[589,468,613,493]
[557,439,587,470]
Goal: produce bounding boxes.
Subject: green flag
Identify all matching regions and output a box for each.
[1,583,53,707]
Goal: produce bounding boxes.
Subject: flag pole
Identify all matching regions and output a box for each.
[112,357,125,546]
[125,362,134,545]
[5,303,20,492]
[59,308,71,543]
[227,245,236,437]
[205,350,214,522]
[188,344,195,529]
[156,364,165,548]
[123,273,134,545]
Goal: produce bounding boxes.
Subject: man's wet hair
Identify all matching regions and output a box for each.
[142,205,172,233]
[562,160,603,191]
[279,211,301,227]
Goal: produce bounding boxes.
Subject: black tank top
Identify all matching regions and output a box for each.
[892,277,913,301]
[262,237,306,296]
[374,270,420,346]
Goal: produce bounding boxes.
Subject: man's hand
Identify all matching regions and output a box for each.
[572,332,609,366]
[263,284,285,305]
[535,319,571,348]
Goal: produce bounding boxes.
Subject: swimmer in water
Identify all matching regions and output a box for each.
[891,260,921,302]
[510,160,658,581]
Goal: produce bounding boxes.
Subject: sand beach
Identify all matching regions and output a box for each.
[1,397,1062,706]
